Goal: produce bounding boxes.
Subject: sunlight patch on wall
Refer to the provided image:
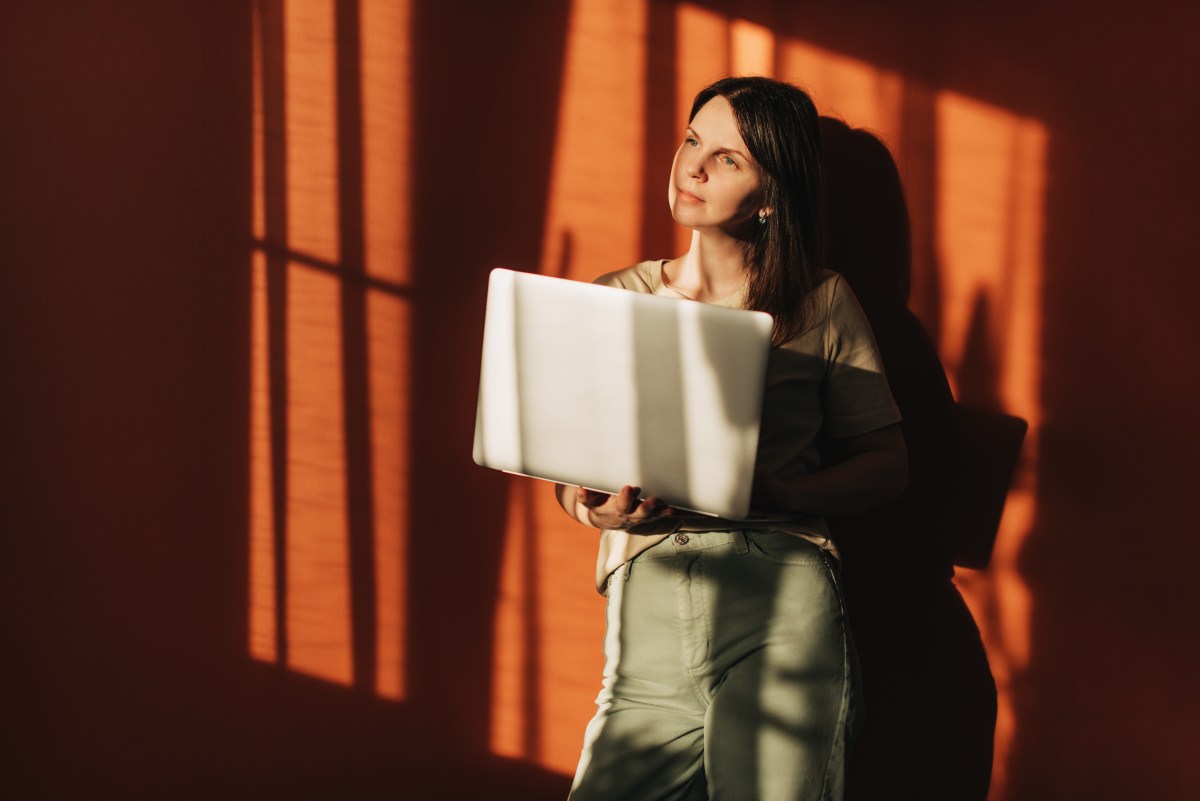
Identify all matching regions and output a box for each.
[249,248,277,663]
[365,289,410,700]
[360,0,412,702]
[284,0,341,263]
[778,40,906,153]
[935,90,1046,800]
[532,0,648,283]
[491,480,606,774]
[729,18,774,76]
[361,0,412,286]
[286,265,354,685]
[676,4,730,100]
[777,39,935,324]
[248,0,413,699]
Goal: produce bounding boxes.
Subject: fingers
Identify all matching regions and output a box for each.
[577,485,675,529]
[620,492,673,525]
[618,487,674,521]
[577,485,641,512]
[633,496,674,521]
[577,487,609,508]
[640,496,670,515]
[616,485,642,514]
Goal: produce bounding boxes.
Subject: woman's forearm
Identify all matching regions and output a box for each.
[753,451,907,517]
[752,424,908,517]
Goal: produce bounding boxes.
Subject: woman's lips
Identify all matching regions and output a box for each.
[676,187,704,203]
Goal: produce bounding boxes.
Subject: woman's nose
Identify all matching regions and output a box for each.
[685,158,705,180]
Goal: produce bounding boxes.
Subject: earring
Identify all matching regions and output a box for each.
[757,211,768,225]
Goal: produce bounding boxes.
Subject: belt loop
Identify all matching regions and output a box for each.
[734,530,750,554]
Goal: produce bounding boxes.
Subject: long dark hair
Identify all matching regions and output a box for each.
[690,77,825,346]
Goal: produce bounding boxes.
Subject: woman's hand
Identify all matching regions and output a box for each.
[556,483,674,529]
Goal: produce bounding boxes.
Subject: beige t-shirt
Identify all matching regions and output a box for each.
[589,260,901,591]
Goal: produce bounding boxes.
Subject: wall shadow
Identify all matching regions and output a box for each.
[820,117,1001,800]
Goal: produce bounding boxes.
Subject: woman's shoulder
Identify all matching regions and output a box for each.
[777,270,860,350]
[811,268,845,301]
[810,268,868,317]
[794,269,845,325]
[592,260,665,294]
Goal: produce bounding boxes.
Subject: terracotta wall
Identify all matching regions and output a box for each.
[2,1,1197,798]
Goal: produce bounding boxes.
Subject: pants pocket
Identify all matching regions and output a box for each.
[743,530,827,566]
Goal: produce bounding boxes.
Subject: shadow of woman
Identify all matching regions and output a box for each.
[820,117,999,800]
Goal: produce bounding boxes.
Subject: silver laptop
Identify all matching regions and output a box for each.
[472,268,773,519]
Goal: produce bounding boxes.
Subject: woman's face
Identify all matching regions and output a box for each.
[668,95,766,234]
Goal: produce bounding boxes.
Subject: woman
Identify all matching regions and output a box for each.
[556,77,907,801]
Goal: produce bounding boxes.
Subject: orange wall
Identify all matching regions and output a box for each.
[2,1,1198,799]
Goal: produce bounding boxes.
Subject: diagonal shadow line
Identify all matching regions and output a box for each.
[252,239,414,299]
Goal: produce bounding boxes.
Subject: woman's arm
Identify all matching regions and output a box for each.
[751,423,908,517]
[555,483,674,530]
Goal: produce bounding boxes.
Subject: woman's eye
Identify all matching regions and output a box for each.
[721,156,736,167]
[685,137,699,147]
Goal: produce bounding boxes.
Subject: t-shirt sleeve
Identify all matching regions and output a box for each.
[822,275,903,438]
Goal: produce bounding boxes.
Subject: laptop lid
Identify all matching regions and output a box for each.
[473,268,773,520]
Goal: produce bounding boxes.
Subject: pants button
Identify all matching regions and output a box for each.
[674,532,690,545]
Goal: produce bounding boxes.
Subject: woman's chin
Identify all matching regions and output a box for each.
[669,206,704,229]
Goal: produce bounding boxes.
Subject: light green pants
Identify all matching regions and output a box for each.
[569,530,859,801]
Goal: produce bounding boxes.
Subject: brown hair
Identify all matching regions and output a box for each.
[690,77,826,346]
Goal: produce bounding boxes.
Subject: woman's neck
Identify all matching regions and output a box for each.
[663,229,748,302]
